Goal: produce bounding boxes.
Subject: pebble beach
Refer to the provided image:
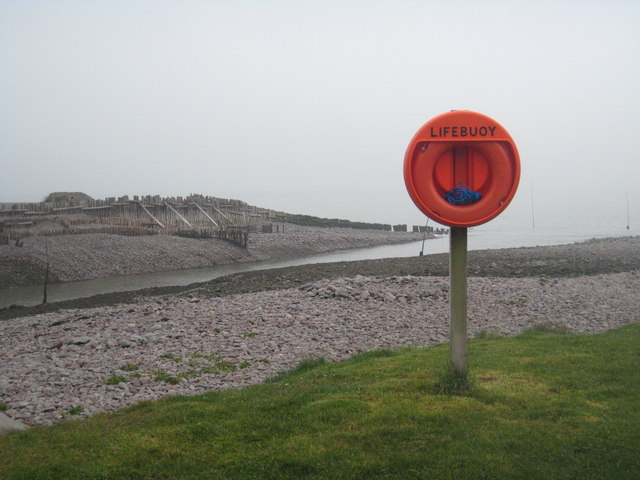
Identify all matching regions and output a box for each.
[0,236,638,428]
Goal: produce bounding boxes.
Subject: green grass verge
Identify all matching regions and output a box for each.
[1,323,639,479]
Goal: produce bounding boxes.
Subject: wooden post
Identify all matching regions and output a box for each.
[165,203,192,227]
[192,203,218,227]
[207,204,234,225]
[449,227,468,374]
[138,202,165,229]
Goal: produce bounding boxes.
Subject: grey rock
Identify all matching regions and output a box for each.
[384,292,396,302]
[0,413,27,435]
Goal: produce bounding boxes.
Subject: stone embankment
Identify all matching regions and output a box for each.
[0,225,421,288]
[1,269,638,427]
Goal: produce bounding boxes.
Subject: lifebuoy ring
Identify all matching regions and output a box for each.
[404,141,518,227]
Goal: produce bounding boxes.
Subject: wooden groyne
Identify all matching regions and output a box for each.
[0,192,441,248]
[0,194,272,249]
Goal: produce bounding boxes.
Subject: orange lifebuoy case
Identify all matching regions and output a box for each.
[404,111,520,228]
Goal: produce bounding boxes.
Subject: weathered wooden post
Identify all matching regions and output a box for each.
[449,226,467,373]
[404,111,521,375]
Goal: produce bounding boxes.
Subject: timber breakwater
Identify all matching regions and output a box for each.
[0,192,438,243]
[0,192,424,289]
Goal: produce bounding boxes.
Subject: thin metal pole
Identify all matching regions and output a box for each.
[449,227,468,373]
[531,182,535,230]
[627,191,630,230]
[43,236,49,304]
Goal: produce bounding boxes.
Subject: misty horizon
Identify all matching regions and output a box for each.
[2,1,639,230]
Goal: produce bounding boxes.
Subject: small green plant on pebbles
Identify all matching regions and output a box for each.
[67,406,84,415]
[239,361,251,369]
[243,332,258,338]
[201,361,238,374]
[103,375,127,385]
[216,361,237,372]
[498,297,528,307]
[191,351,221,362]
[154,371,180,385]
[160,354,182,363]
[0,403,8,412]
[120,364,139,372]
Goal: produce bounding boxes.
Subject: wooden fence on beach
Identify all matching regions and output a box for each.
[0,192,437,248]
[0,194,272,248]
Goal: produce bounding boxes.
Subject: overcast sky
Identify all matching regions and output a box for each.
[1,1,639,226]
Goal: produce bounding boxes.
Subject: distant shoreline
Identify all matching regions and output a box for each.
[0,225,423,289]
[1,235,638,322]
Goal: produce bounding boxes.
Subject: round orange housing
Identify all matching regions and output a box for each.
[404,111,520,228]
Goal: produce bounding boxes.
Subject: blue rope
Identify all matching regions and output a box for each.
[443,186,482,205]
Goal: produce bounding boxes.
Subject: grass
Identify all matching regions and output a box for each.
[1,323,639,479]
[201,362,236,374]
[434,363,474,395]
[190,351,222,361]
[498,296,529,307]
[160,354,182,363]
[102,375,127,386]
[154,371,181,385]
[119,364,139,372]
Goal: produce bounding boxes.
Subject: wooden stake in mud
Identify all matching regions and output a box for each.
[449,227,468,373]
